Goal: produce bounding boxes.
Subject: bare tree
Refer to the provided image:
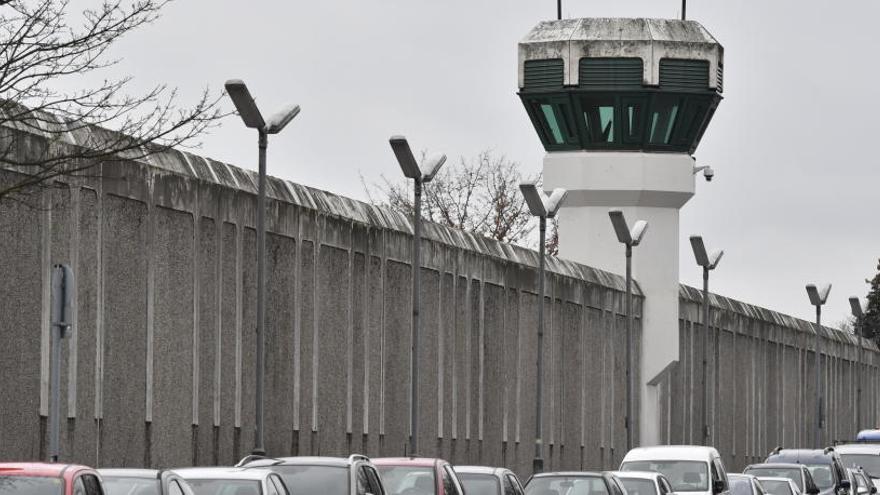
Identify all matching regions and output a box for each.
[365,150,559,253]
[0,0,225,201]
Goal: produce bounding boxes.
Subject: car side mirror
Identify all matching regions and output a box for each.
[871,486,877,494]
[713,481,726,494]
[808,487,820,495]
[840,481,852,491]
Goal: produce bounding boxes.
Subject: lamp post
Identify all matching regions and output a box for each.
[519,180,566,474]
[850,297,865,430]
[608,210,648,451]
[688,236,723,446]
[806,282,831,449]
[225,79,301,456]
[389,135,446,457]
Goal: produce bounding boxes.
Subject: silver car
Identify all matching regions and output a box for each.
[175,467,288,495]
[99,469,196,495]
[454,466,525,495]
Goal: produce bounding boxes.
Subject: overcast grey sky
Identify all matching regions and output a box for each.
[104,0,879,325]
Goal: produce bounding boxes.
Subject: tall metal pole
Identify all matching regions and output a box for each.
[682,0,686,20]
[534,216,546,473]
[815,305,822,449]
[410,180,422,456]
[857,316,863,431]
[625,244,633,451]
[254,130,268,456]
[557,0,561,20]
[701,266,710,445]
[49,264,73,463]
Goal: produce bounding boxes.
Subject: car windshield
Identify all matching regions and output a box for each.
[840,455,880,479]
[459,474,501,495]
[760,480,793,495]
[728,477,754,495]
[744,469,803,491]
[269,465,347,495]
[102,477,162,495]
[620,461,708,492]
[619,478,658,495]
[378,467,436,495]
[0,476,63,495]
[806,466,834,490]
[524,475,609,495]
[188,479,262,495]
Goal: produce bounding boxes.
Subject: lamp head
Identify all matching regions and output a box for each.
[225,79,265,129]
[806,283,832,306]
[545,188,567,218]
[850,297,865,319]
[690,236,709,267]
[630,220,648,246]
[708,249,724,270]
[519,181,547,217]
[420,154,447,182]
[608,209,632,245]
[265,104,301,134]
[389,135,422,180]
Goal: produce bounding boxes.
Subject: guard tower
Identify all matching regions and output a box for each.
[518,18,723,446]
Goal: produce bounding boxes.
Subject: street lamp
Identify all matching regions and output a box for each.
[688,236,723,446]
[225,79,301,456]
[850,296,865,430]
[608,209,648,451]
[806,282,831,449]
[519,180,566,474]
[389,135,446,457]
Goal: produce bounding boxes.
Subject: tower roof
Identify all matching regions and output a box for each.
[518,18,723,89]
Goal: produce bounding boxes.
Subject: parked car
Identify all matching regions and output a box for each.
[727,474,767,495]
[236,454,384,495]
[99,469,195,495]
[835,442,880,489]
[764,449,849,495]
[454,466,525,495]
[611,470,676,495]
[758,477,802,495]
[743,464,820,494]
[373,457,465,495]
[0,462,104,495]
[174,467,288,495]
[620,445,731,495]
[524,471,627,495]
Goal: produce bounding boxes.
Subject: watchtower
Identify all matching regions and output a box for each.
[518,18,724,445]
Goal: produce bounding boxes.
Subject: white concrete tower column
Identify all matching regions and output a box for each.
[544,151,695,446]
[517,17,724,447]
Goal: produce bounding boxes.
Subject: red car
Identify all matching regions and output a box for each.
[0,462,105,495]
[373,458,465,495]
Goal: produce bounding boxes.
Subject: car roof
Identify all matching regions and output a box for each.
[372,458,443,468]
[623,446,720,462]
[728,474,758,481]
[0,463,90,477]
[767,450,835,464]
[834,444,880,455]
[455,466,507,476]
[174,467,273,481]
[746,464,807,471]
[531,472,605,478]
[98,469,161,479]
[610,471,664,481]
[242,456,356,468]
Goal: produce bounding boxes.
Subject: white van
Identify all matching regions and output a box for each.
[619,446,731,495]
[834,443,880,491]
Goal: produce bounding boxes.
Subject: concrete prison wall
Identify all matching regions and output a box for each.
[0,127,877,474]
[0,130,643,475]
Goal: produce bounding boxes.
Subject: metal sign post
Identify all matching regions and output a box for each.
[49,264,74,463]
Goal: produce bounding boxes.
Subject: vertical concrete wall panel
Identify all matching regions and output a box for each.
[197,217,217,464]
[218,222,237,464]
[100,195,148,466]
[151,206,194,468]
[317,244,350,455]
[383,260,410,456]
